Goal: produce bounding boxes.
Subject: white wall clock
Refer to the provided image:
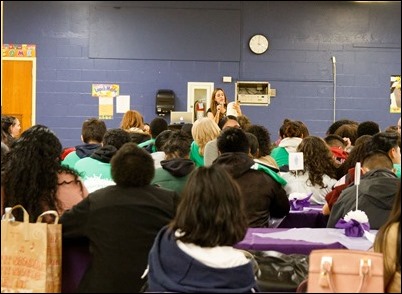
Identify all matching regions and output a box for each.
[249,34,269,54]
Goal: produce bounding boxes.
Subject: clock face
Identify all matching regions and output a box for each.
[249,34,269,54]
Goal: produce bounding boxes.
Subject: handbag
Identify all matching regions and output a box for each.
[248,250,309,292]
[307,249,384,293]
[1,205,62,293]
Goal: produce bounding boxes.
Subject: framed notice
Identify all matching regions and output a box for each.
[390,75,401,114]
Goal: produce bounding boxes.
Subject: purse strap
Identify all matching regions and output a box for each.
[319,256,372,293]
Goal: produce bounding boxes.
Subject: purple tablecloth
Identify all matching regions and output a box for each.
[278,207,329,228]
[234,228,345,255]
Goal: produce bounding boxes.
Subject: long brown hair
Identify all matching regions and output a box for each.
[296,136,337,187]
[169,165,248,247]
[209,88,228,117]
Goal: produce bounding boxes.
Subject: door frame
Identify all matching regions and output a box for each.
[2,57,37,125]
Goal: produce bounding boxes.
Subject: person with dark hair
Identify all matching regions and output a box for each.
[1,125,88,221]
[326,119,358,135]
[74,128,131,192]
[327,150,399,229]
[246,124,279,171]
[368,131,401,178]
[1,115,21,147]
[128,131,151,144]
[138,117,168,153]
[281,136,338,205]
[374,182,401,293]
[357,120,380,138]
[62,117,107,168]
[1,141,10,162]
[207,88,242,124]
[203,115,240,167]
[271,119,305,171]
[151,131,195,194]
[237,114,252,130]
[323,135,373,215]
[179,123,193,139]
[274,118,292,146]
[245,132,259,158]
[334,123,358,150]
[324,134,349,167]
[151,129,173,168]
[147,165,258,292]
[60,143,179,293]
[214,127,289,227]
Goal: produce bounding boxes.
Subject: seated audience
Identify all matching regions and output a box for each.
[281,136,338,205]
[203,115,240,167]
[138,117,168,153]
[323,135,373,215]
[120,109,147,133]
[74,128,131,192]
[246,124,279,171]
[128,131,151,144]
[245,132,259,159]
[190,117,221,167]
[326,119,358,136]
[334,123,358,152]
[324,134,349,167]
[60,143,179,292]
[214,127,289,227]
[357,120,380,137]
[335,135,372,180]
[151,131,195,195]
[1,115,21,148]
[368,131,401,178]
[62,118,107,168]
[236,114,252,130]
[147,165,258,292]
[271,119,305,171]
[373,182,401,293]
[151,129,173,168]
[1,125,88,221]
[327,150,399,229]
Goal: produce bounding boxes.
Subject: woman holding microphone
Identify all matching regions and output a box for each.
[207,88,242,124]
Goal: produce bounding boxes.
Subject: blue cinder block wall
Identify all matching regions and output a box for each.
[3,1,401,147]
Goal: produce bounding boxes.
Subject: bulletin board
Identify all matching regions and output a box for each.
[89,6,241,62]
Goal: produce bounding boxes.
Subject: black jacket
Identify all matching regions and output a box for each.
[213,152,290,227]
[327,169,399,229]
[60,184,179,293]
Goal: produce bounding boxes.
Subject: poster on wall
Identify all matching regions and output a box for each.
[2,44,36,57]
[390,75,401,114]
[92,84,120,119]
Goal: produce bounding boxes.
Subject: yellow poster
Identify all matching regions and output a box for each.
[98,96,114,120]
[92,84,119,97]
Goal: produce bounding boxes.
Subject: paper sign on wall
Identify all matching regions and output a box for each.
[289,152,304,171]
[116,95,130,113]
[99,96,113,120]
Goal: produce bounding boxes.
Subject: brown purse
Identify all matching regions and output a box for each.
[307,249,384,293]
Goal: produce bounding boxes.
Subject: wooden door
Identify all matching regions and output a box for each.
[2,58,35,135]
